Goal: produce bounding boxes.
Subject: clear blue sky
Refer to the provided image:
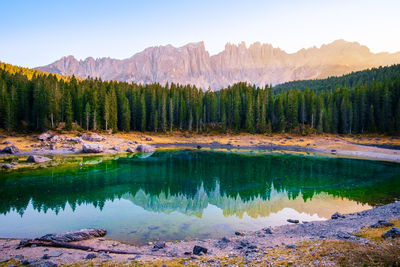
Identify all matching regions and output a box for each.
[1,0,399,68]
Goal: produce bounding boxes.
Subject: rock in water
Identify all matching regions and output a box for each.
[82,143,104,153]
[287,219,299,224]
[193,245,208,255]
[136,144,155,153]
[382,227,400,239]
[370,220,394,228]
[1,145,19,154]
[27,155,51,163]
[38,228,106,243]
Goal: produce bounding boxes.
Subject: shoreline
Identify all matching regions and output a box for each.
[0,201,399,266]
[1,132,400,169]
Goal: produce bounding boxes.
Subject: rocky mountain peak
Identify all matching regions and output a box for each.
[36,40,400,89]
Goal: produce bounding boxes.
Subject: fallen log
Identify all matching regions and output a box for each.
[18,239,142,255]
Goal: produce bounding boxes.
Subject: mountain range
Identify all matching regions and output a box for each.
[36,39,400,89]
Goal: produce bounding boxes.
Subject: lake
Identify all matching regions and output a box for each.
[1,149,400,244]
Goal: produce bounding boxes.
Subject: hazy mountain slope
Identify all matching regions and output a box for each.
[36,40,400,89]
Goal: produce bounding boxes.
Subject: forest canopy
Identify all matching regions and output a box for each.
[1,62,400,135]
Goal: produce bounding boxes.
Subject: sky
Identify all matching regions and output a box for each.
[1,0,400,68]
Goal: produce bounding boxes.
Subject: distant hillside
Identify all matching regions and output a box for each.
[274,64,400,94]
[36,40,400,90]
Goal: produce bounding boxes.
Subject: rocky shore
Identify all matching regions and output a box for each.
[0,202,399,266]
[1,132,400,172]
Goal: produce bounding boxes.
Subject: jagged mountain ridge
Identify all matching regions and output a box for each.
[36,40,400,89]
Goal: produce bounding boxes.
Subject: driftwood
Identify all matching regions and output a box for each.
[17,228,142,255]
[18,239,142,255]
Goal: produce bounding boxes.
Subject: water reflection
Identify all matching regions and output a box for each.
[0,150,399,243]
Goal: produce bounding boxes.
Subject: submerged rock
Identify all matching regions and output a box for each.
[38,228,106,243]
[136,144,155,153]
[382,227,400,239]
[27,155,51,163]
[1,145,19,154]
[193,245,207,255]
[82,143,104,153]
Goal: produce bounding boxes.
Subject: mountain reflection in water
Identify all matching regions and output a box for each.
[0,150,399,243]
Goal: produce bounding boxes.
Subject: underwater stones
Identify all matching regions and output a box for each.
[193,245,207,255]
[38,228,106,243]
[370,220,394,228]
[136,144,155,153]
[287,219,299,224]
[27,155,51,163]
[331,212,345,219]
[382,227,400,239]
[82,143,104,153]
[1,145,19,154]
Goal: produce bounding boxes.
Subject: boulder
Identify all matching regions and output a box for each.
[66,137,83,143]
[49,135,60,143]
[50,144,56,150]
[85,253,97,260]
[81,133,105,142]
[287,219,299,224]
[1,145,19,154]
[1,164,13,169]
[193,245,207,255]
[126,147,136,153]
[331,212,345,219]
[38,132,53,141]
[370,220,394,228]
[112,146,120,151]
[136,144,155,153]
[153,242,166,250]
[82,143,104,153]
[2,140,12,144]
[38,228,106,243]
[382,227,400,239]
[145,137,153,141]
[27,155,51,163]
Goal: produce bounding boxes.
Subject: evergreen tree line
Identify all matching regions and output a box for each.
[1,62,400,134]
[274,64,400,94]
